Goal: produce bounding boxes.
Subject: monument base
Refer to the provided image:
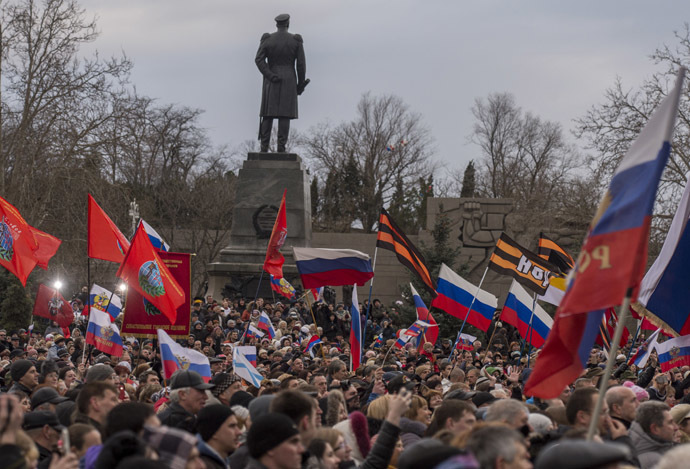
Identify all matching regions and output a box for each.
[207,151,312,301]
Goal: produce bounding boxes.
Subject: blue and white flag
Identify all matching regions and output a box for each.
[233,347,263,387]
[90,284,123,321]
[138,219,169,252]
[247,324,265,339]
[628,328,661,368]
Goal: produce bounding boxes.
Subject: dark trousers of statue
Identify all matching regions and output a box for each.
[260,117,290,152]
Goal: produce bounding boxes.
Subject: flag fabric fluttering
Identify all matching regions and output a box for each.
[257,312,276,339]
[374,333,384,348]
[89,284,123,322]
[393,329,413,349]
[158,329,211,381]
[350,286,362,371]
[538,233,575,274]
[525,68,686,399]
[431,263,498,332]
[116,225,184,324]
[247,324,265,340]
[500,280,553,349]
[306,335,323,358]
[410,284,438,349]
[0,197,40,285]
[85,308,123,356]
[293,248,374,289]
[138,219,170,252]
[656,334,690,372]
[263,189,288,278]
[87,194,131,264]
[404,320,432,338]
[633,171,690,336]
[488,233,556,296]
[457,333,477,352]
[537,275,567,307]
[310,287,324,304]
[234,345,257,367]
[233,347,264,387]
[28,226,61,270]
[33,284,75,327]
[628,328,661,368]
[270,274,296,299]
[596,308,630,350]
[376,208,436,295]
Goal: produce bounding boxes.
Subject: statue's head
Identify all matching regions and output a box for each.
[275,13,290,28]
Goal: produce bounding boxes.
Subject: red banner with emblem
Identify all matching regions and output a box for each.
[120,251,191,339]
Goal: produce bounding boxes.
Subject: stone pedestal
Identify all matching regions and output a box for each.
[207,152,311,299]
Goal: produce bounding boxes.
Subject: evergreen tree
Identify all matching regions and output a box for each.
[460,160,476,198]
[0,271,32,332]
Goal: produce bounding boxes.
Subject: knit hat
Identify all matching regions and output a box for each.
[197,404,234,442]
[246,413,299,458]
[86,364,115,383]
[229,390,254,408]
[248,395,274,421]
[142,425,197,469]
[10,359,34,382]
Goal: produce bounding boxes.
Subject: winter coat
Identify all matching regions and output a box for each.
[158,401,197,434]
[629,421,674,469]
[197,435,228,469]
[359,420,402,469]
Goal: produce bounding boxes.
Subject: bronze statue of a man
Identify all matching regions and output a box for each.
[255,13,309,153]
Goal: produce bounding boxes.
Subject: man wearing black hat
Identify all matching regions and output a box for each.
[31,387,69,412]
[9,359,38,394]
[255,13,308,153]
[159,369,214,433]
[23,410,65,467]
[246,412,304,469]
[197,404,242,469]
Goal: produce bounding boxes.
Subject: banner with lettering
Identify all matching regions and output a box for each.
[121,251,191,338]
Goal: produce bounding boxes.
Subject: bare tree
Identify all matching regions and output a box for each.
[300,93,436,232]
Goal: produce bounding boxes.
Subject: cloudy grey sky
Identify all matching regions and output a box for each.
[82,0,686,178]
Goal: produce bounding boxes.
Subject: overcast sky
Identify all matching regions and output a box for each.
[82,0,686,179]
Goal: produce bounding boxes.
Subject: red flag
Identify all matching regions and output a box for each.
[32,284,75,327]
[116,226,184,323]
[263,189,287,278]
[0,197,40,285]
[87,194,131,263]
[29,226,61,270]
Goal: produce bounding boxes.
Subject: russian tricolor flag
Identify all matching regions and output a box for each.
[500,280,553,348]
[306,335,322,358]
[85,308,123,356]
[157,329,211,382]
[457,333,476,352]
[89,284,122,322]
[431,263,498,331]
[656,334,690,372]
[247,324,265,340]
[257,311,276,339]
[525,68,685,399]
[138,219,169,252]
[410,283,438,349]
[628,328,660,368]
[350,285,362,370]
[293,248,374,289]
[394,328,413,349]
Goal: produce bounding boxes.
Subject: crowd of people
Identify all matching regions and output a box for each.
[1,292,690,469]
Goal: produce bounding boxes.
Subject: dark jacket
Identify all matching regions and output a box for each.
[228,445,249,469]
[158,401,197,434]
[8,381,33,395]
[0,444,25,469]
[197,435,228,469]
[360,420,402,469]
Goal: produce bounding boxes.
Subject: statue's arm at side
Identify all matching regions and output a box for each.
[255,34,277,80]
[294,34,306,84]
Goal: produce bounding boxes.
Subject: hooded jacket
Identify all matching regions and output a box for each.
[629,421,674,469]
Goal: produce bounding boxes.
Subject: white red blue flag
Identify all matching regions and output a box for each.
[247,324,265,340]
[85,308,123,356]
[500,280,553,348]
[157,329,211,382]
[628,328,661,368]
[410,283,438,349]
[89,284,122,322]
[257,311,276,339]
[306,335,322,358]
[656,334,690,372]
[293,248,374,289]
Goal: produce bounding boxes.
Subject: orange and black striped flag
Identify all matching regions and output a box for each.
[376,208,436,295]
[538,233,575,274]
[488,233,557,296]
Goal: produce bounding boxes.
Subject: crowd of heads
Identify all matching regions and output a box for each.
[0,291,689,468]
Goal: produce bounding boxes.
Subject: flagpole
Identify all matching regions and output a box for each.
[362,247,378,348]
[449,266,489,367]
[485,318,499,351]
[626,319,642,363]
[525,293,538,367]
[587,289,632,441]
[253,270,265,304]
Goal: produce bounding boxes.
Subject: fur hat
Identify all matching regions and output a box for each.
[333,411,371,464]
